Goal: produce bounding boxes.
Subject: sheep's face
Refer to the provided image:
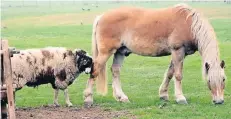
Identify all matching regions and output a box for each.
[75,49,93,74]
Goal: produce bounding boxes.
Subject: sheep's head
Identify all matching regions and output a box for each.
[74,49,92,74]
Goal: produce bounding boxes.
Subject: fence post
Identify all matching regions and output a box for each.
[2,40,16,119]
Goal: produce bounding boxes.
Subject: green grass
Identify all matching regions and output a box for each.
[1,1,231,119]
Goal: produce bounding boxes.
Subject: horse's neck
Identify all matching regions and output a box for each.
[199,39,220,66]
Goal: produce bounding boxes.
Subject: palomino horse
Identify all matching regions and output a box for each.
[84,4,226,107]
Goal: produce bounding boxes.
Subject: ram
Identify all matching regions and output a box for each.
[11,47,92,107]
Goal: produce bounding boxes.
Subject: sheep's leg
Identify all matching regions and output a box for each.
[64,89,73,107]
[1,99,7,119]
[84,78,94,108]
[53,89,60,107]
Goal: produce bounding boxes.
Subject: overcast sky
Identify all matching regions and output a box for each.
[1,0,226,1]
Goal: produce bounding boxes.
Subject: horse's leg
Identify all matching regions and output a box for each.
[64,88,72,107]
[159,61,174,101]
[111,52,129,102]
[91,53,112,77]
[84,51,113,107]
[172,48,187,104]
[53,89,60,107]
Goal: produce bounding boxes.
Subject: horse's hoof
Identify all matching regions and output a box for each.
[120,98,130,103]
[84,102,93,108]
[176,99,188,105]
[160,96,169,101]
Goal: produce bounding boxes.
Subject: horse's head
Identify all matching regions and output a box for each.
[74,49,93,74]
[205,60,226,104]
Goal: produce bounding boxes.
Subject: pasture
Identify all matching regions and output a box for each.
[1,1,231,119]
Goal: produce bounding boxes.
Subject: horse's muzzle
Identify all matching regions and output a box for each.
[213,100,224,105]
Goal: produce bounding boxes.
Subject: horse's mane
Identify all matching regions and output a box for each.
[174,3,220,79]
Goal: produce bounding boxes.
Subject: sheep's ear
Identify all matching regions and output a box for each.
[75,49,86,56]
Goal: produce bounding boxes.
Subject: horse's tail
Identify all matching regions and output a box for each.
[92,15,108,95]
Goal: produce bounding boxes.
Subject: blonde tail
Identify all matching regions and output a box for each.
[92,15,108,95]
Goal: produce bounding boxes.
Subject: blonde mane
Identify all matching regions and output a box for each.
[174,3,221,79]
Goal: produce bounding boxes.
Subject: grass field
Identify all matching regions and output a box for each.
[1,1,231,119]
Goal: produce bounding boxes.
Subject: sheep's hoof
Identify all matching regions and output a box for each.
[1,113,7,119]
[84,102,93,108]
[66,103,73,107]
[54,103,60,107]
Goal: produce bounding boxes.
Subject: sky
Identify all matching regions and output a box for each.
[1,0,227,1]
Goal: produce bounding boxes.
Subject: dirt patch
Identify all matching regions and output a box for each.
[16,105,136,119]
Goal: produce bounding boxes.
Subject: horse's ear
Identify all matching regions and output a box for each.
[205,62,210,74]
[221,60,225,68]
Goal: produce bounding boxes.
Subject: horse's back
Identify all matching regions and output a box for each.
[96,6,195,56]
[99,7,174,27]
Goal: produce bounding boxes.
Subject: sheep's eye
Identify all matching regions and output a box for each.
[223,78,225,82]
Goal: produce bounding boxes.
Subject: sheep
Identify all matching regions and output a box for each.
[11,47,92,107]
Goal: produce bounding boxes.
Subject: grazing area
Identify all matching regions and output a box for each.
[1,1,231,119]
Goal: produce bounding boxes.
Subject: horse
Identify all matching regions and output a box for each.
[83,4,227,107]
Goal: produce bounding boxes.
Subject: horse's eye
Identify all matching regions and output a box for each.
[223,78,225,82]
[207,80,211,90]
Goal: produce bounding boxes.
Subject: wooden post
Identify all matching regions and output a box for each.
[0,39,8,119]
[1,39,3,84]
[2,40,16,119]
